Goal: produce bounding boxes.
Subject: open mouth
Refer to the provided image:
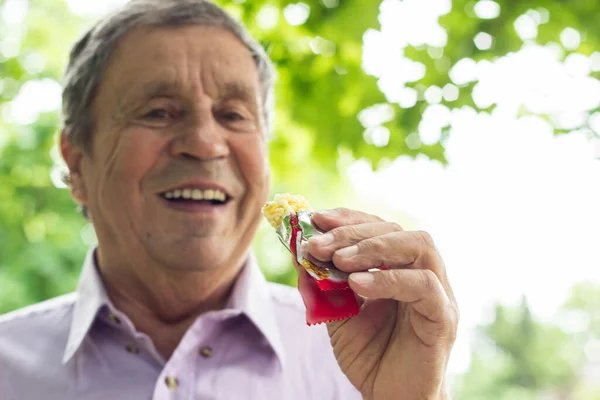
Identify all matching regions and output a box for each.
[159,188,231,206]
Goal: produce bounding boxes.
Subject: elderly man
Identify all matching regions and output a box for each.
[0,0,458,399]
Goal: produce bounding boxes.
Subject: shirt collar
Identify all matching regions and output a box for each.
[225,252,286,369]
[62,247,111,364]
[63,247,286,368]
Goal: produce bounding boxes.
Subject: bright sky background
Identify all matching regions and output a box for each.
[353,0,600,375]
[2,0,600,377]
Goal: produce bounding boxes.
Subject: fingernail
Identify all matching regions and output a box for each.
[315,209,339,218]
[336,245,358,258]
[350,272,375,287]
[311,233,333,246]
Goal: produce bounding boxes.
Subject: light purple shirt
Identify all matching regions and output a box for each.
[0,248,361,399]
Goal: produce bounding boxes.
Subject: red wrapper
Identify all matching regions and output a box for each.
[289,214,360,325]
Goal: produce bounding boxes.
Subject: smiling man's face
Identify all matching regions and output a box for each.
[63,25,270,271]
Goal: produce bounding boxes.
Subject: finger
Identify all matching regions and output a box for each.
[348,269,453,324]
[311,208,384,232]
[305,222,403,262]
[331,231,430,272]
[332,230,456,305]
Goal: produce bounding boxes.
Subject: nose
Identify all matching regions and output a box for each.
[170,108,230,161]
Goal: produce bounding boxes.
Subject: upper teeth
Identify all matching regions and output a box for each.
[162,188,227,201]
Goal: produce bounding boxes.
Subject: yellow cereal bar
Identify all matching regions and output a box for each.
[261,193,312,229]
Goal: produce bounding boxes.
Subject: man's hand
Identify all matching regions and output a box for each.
[304,208,458,400]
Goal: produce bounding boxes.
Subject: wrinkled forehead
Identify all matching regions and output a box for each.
[97,25,262,104]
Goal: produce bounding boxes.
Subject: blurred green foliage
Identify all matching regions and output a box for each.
[455,286,600,399]
[1,0,600,397]
[0,0,91,312]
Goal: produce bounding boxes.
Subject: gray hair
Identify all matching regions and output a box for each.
[62,0,276,152]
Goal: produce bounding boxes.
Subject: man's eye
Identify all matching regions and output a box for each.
[144,109,170,119]
[223,111,244,121]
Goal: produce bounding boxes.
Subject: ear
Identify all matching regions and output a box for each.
[60,129,88,205]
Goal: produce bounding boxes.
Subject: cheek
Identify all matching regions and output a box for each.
[232,136,270,193]
[94,130,165,199]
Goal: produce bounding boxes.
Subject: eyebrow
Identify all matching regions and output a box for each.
[123,79,258,104]
[127,80,181,103]
[218,81,258,103]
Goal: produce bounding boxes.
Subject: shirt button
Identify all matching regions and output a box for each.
[199,346,213,358]
[108,313,121,325]
[126,345,139,354]
[165,376,179,390]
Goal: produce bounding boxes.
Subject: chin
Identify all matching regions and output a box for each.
[152,242,243,272]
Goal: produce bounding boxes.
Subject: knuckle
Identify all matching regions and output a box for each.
[365,236,387,254]
[439,306,459,342]
[440,301,459,340]
[448,315,459,341]
[415,231,438,265]
[416,230,435,248]
[387,221,404,232]
[334,207,351,217]
[428,301,456,338]
[355,237,387,267]
[450,304,460,332]
[415,269,458,340]
[372,213,386,223]
[328,227,343,242]
[419,269,438,292]
[380,270,401,288]
[332,224,360,243]
[453,302,460,324]
[335,207,385,224]
[439,320,457,342]
[429,318,450,340]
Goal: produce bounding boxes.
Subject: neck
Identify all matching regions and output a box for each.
[96,247,244,359]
